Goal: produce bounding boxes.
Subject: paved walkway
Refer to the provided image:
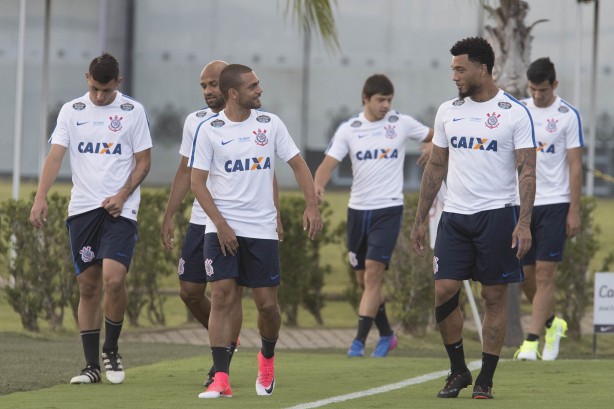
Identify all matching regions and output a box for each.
[123,312,595,350]
[123,326,364,350]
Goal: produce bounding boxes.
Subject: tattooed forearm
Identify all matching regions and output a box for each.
[516,147,536,226]
[121,150,151,197]
[415,146,448,223]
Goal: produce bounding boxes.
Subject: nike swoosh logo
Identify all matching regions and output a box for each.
[452,118,464,122]
[221,139,234,145]
[265,379,275,394]
[77,121,88,126]
[116,252,127,257]
[271,274,280,280]
[600,326,613,332]
[548,251,561,257]
[358,135,368,138]
[502,271,515,278]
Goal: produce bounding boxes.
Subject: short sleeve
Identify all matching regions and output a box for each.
[432,103,449,148]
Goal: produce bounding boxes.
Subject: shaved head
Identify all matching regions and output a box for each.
[200,60,228,112]
[201,60,228,80]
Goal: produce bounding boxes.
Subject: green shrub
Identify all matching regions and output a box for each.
[557,196,600,340]
[278,197,338,326]
[126,190,189,326]
[388,193,434,336]
[0,194,77,332]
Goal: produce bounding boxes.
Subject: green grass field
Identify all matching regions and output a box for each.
[1,344,613,408]
[2,179,614,406]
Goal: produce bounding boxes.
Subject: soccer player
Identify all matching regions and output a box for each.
[161,60,284,386]
[30,53,152,385]
[190,64,322,398]
[514,57,583,361]
[160,60,239,386]
[314,74,433,358]
[411,37,536,399]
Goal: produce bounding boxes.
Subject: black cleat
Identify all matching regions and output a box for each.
[437,370,473,398]
[472,384,494,399]
[203,365,215,387]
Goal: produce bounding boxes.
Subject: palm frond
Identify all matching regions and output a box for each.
[284,0,340,52]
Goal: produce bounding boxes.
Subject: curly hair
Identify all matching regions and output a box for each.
[88,53,120,83]
[527,57,556,85]
[450,37,495,74]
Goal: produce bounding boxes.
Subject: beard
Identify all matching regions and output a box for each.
[239,96,261,110]
[206,96,225,110]
[458,82,480,99]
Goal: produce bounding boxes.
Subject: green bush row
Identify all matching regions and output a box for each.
[0,191,340,331]
[0,192,600,337]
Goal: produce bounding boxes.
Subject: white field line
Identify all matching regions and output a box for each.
[284,360,482,409]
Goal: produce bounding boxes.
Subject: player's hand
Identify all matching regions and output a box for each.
[303,203,322,240]
[102,194,126,218]
[161,216,175,250]
[566,210,581,238]
[410,222,427,257]
[416,142,433,167]
[315,186,325,205]
[511,222,532,259]
[30,198,48,229]
[216,222,239,256]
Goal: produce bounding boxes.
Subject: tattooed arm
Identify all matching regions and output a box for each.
[411,145,449,256]
[512,146,536,258]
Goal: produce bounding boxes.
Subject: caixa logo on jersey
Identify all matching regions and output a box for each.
[225,156,271,172]
[355,148,399,160]
[78,141,122,154]
[450,136,497,152]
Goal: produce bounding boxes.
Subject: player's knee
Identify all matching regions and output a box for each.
[435,289,460,324]
[256,301,280,320]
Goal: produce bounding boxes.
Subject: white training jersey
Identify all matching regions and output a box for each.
[325,110,430,210]
[433,89,535,214]
[50,92,153,220]
[189,109,299,240]
[179,108,216,225]
[521,96,584,206]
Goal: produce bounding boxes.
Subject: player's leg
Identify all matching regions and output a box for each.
[472,283,507,399]
[365,206,403,357]
[199,233,237,399]
[96,214,137,384]
[72,265,104,384]
[252,286,280,396]
[66,209,105,384]
[237,237,280,396]
[473,206,523,399]
[178,223,211,327]
[100,258,128,384]
[535,204,569,360]
[199,278,237,398]
[432,211,474,398]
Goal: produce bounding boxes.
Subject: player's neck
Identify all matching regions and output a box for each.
[224,103,251,122]
[471,83,499,103]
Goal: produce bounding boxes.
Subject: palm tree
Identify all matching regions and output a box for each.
[482,0,547,98]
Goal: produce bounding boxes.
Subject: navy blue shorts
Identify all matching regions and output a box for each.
[66,207,138,275]
[433,207,523,285]
[178,223,206,283]
[523,203,569,264]
[203,233,280,288]
[346,206,403,270]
